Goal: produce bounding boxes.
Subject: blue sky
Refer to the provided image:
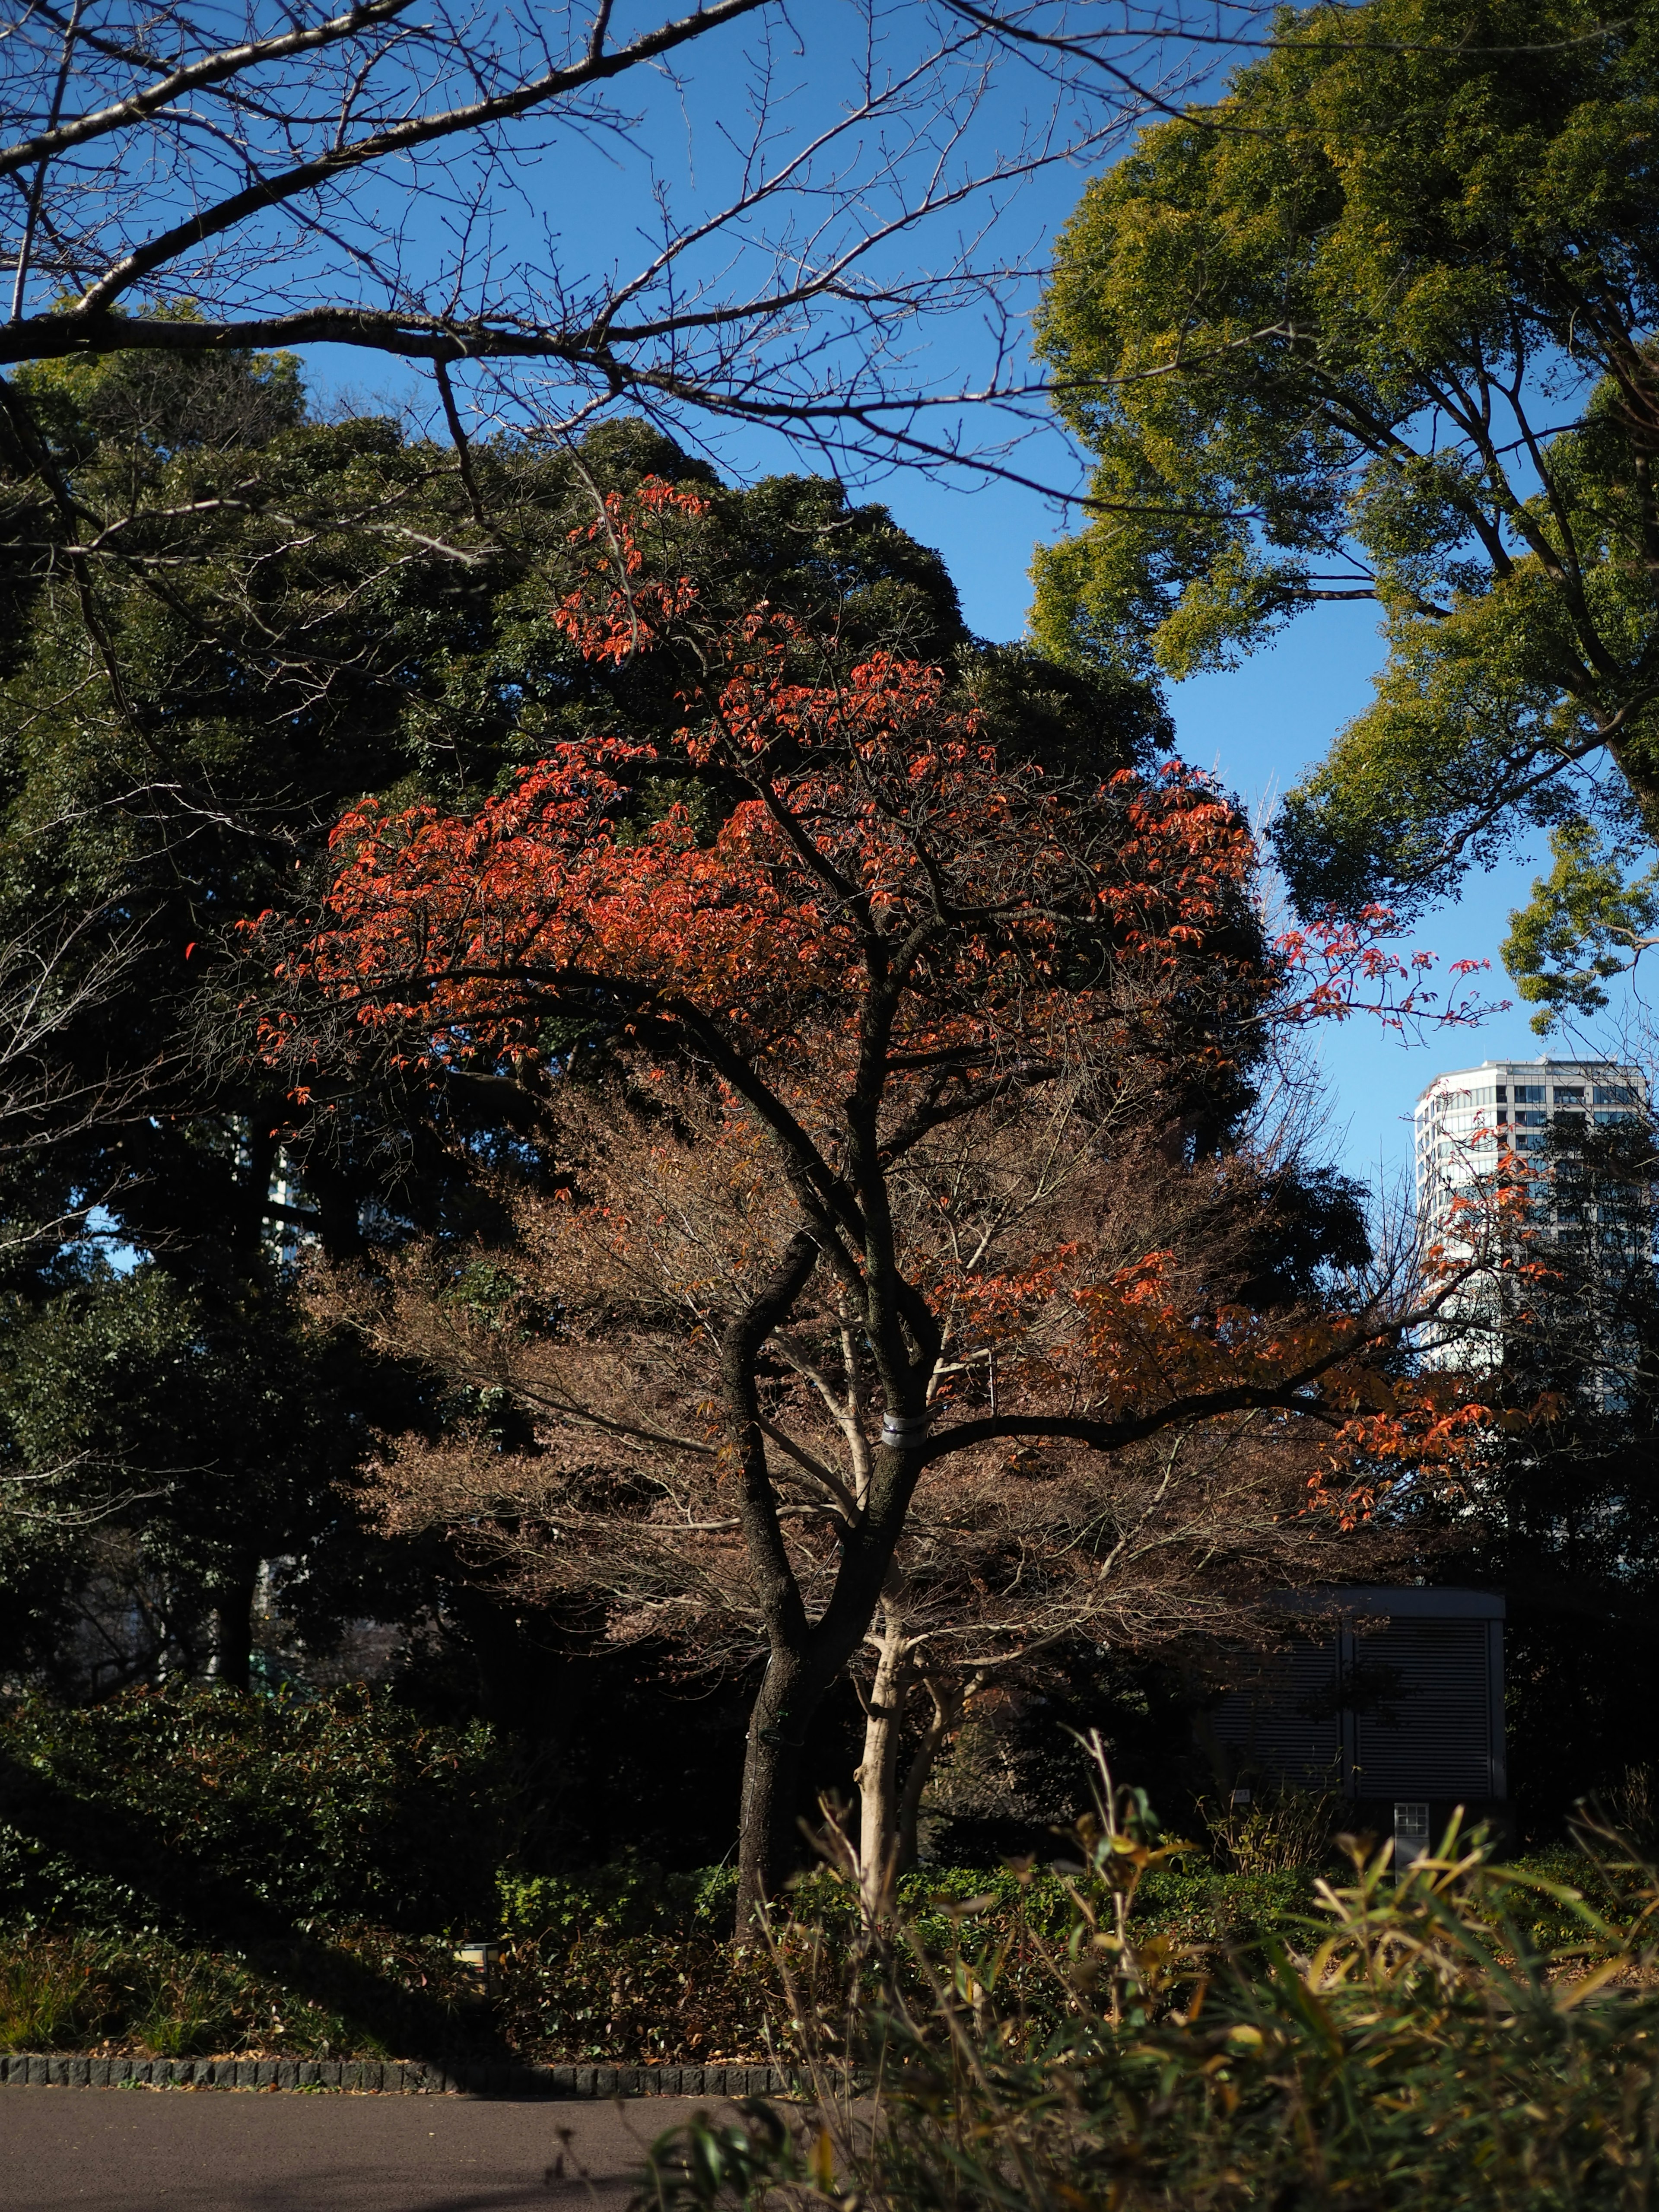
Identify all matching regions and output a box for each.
[304,329,1605,1206]
[291,6,1645,1212]
[860,470,1589,1205]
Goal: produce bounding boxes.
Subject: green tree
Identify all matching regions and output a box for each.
[0,1260,375,1689]
[0,339,1109,1700]
[1031,0,1659,1024]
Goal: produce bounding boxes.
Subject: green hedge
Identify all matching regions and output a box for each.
[0,1685,509,1936]
[0,1926,483,2058]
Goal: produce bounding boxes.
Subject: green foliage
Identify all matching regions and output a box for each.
[0,1684,509,1934]
[496,1925,801,2067]
[497,1857,742,1943]
[0,1816,1343,2063]
[1131,1860,1313,1945]
[0,344,1042,1684]
[1032,0,1659,993]
[1502,820,1659,1030]
[491,1854,1335,2067]
[495,1860,1095,1954]
[0,1261,369,1601]
[638,2106,813,2212]
[639,1816,1659,2212]
[0,1926,481,2058]
[10,1816,1642,2088]
[11,316,305,467]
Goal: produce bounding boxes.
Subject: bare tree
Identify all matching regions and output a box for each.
[836,1411,1369,1913]
[0,0,1221,484]
[323,1078,1475,1921]
[362,1373,1367,1916]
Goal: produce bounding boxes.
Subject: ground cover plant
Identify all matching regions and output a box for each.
[0,1837,1337,2065]
[0,1683,1375,2061]
[0,1927,483,2060]
[637,1769,1659,2212]
[0,1692,1627,2077]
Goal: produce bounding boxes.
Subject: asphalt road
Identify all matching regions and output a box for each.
[0,2088,713,2212]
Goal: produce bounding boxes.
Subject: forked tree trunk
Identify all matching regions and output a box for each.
[725,1233,939,1930]
[734,1604,907,1926]
[735,1645,839,1927]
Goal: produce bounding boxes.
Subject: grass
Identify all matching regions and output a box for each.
[0,1933,282,2055]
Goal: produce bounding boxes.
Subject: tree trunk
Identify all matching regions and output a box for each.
[733,1573,922,1929]
[855,1602,911,1922]
[735,1651,816,1929]
[207,1564,257,1691]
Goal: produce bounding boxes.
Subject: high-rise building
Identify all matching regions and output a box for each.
[1412,1057,1649,1376]
[1414,1058,1646,1234]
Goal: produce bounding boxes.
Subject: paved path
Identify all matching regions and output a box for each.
[0,2087,713,2212]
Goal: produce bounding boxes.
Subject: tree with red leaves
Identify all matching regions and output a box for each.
[256,483,1495,1923]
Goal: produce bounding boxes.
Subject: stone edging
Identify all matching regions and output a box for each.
[0,2053,796,2098]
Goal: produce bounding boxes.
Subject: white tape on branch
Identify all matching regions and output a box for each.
[879,1409,932,1449]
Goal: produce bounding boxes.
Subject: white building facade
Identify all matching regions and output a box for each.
[1412,1057,1649,1374]
[1414,1058,1646,1239]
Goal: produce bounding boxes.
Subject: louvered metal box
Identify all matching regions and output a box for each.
[1209,1586,1506,1838]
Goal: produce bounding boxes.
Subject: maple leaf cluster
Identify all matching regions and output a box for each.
[257,486,1493,1102]
[268,672,1264,1097]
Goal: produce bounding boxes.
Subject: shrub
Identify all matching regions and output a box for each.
[636,1789,1659,2212]
[5,1826,1635,2089]
[1197,1777,1343,1873]
[497,1856,741,1942]
[0,1926,485,2057]
[0,1684,509,1934]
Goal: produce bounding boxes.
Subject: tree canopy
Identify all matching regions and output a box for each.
[256,480,1496,1916]
[1031,0,1659,1025]
[0,340,1004,1700]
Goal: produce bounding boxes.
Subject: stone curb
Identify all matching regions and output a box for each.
[0,2053,798,2097]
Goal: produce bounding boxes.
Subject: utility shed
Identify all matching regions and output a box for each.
[1209,1587,1506,1845]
